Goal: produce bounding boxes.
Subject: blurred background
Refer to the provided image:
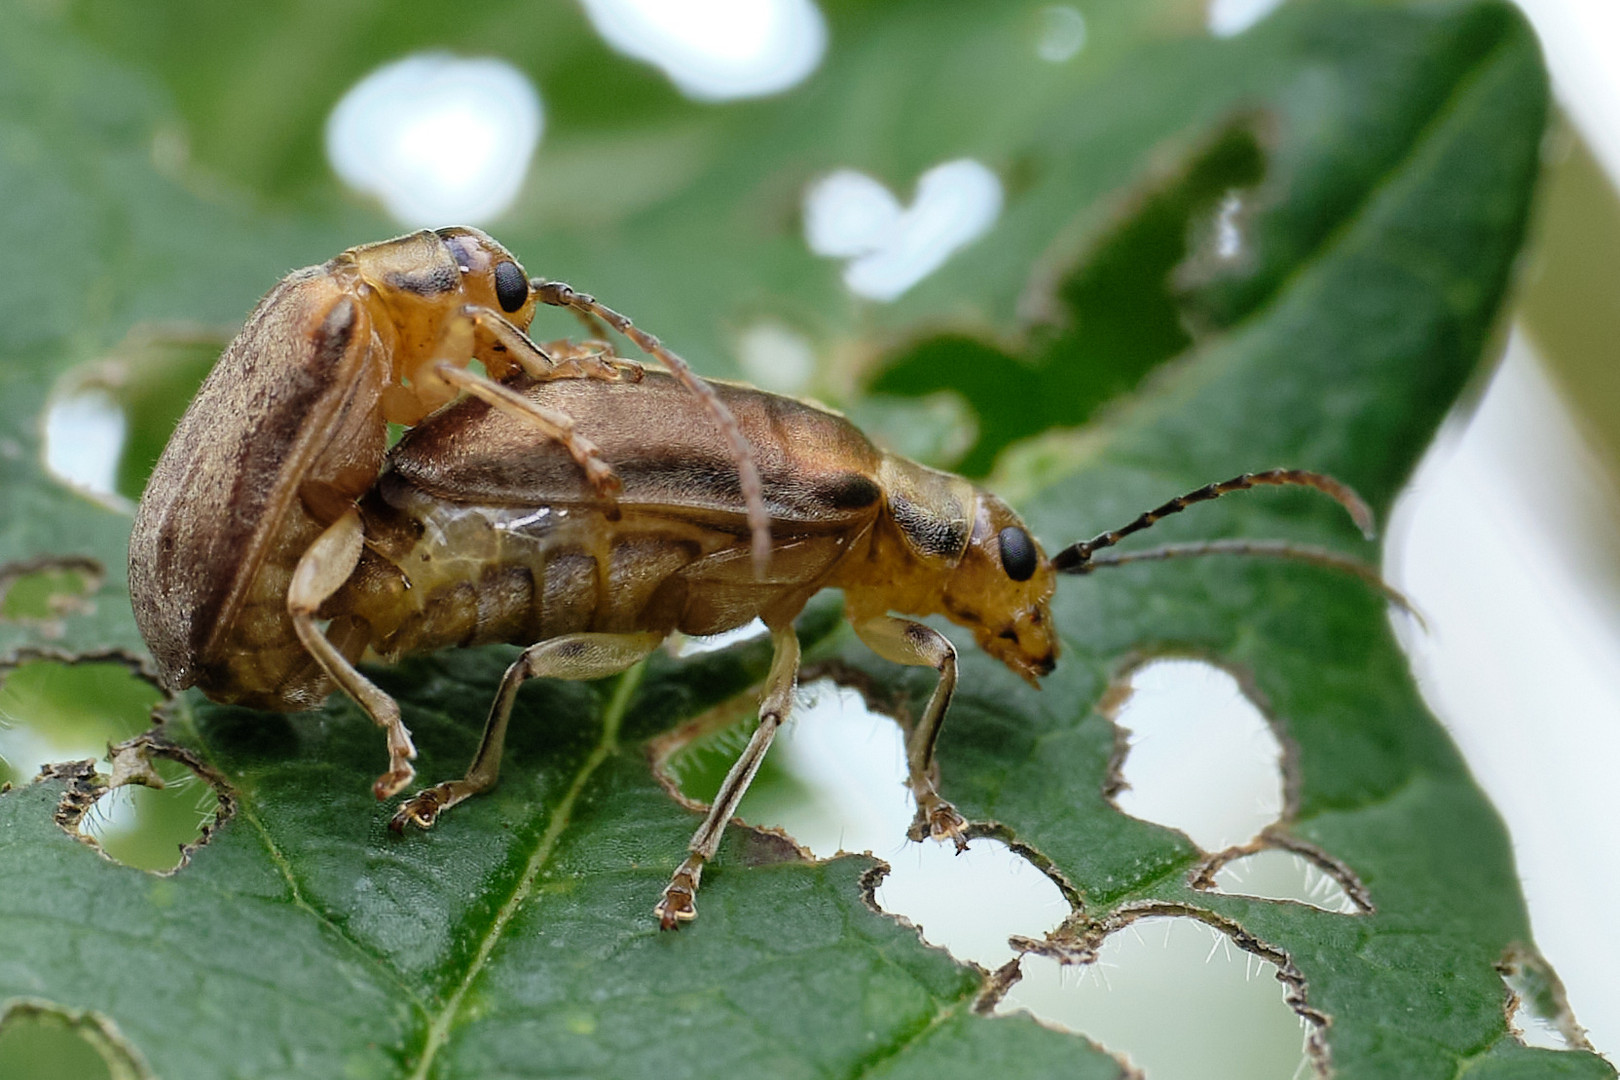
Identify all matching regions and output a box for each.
[1,0,1617,1077]
[1388,0,1620,1064]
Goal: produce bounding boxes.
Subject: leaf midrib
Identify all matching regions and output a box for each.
[404,661,647,1080]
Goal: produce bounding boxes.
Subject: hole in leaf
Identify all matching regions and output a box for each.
[1002,916,1314,1080]
[1207,0,1286,38]
[871,837,1066,970]
[735,321,815,394]
[42,387,127,507]
[579,0,827,102]
[0,661,158,787]
[663,679,1068,968]
[43,326,226,504]
[0,662,216,871]
[1499,946,1592,1052]
[0,1001,148,1080]
[0,558,102,634]
[869,121,1266,476]
[671,618,771,657]
[1108,659,1283,851]
[1034,6,1087,62]
[326,53,544,227]
[1201,847,1365,914]
[804,160,1005,303]
[78,753,221,873]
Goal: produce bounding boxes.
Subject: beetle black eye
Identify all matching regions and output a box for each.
[998,526,1037,582]
[493,261,528,313]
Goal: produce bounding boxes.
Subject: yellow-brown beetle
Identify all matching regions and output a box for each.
[141,360,1372,928]
[130,228,770,799]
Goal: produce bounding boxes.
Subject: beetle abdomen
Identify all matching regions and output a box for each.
[338,475,714,654]
[333,464,865,660]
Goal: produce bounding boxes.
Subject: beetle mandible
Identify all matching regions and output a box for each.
[129,228,771,800]
[197,366,1379,929]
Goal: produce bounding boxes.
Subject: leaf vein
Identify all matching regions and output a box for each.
[404,662,646,1080]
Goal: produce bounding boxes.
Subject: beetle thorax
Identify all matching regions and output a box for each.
[835,463,1058,685]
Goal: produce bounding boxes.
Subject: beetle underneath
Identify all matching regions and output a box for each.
[306,371,1378,928]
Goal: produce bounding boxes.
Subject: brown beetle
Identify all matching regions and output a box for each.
[155,364,1375,928]
[130,228,770,799]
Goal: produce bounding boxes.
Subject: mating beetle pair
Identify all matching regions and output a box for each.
[129,228,1374,927]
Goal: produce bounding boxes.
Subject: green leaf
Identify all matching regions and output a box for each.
[0,1,1608,1078]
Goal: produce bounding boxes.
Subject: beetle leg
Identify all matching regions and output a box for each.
[390,631,664,833]
[471,306,643,384]
[530,280,772,575]
[851,616,968,852]
[431,361,624,517]
[657,625,800,929]
[288,508,417,799]
[532,338,644,383]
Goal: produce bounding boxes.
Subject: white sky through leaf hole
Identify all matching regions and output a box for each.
[326,54,542,227]
[803,160,1003,302]
[579,0,827,101]
[1111,659,1284,852]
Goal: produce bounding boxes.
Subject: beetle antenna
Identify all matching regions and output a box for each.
[531,279,771,574]
[1049,469,1373,573]
[1073,539,1421,624]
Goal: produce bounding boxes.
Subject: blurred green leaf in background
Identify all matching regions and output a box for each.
[0,0,1612,1077]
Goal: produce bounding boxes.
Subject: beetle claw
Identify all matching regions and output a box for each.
[909,800,969,852]
[656,855,703,929]
[389,787,448,833]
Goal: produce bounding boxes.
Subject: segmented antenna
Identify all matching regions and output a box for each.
[532,280,771,574]
[1049,469,1374,573]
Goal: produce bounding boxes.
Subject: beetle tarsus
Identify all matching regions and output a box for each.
[656,856,704,930]
[910,798,969,852]
[389,785,451,832]
[373,762,417,802]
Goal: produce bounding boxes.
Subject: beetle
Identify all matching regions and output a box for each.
[129,228,771,800]
[158,363,1378,928]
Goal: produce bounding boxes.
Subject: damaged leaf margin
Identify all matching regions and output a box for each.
[0,1000,154,1080]
[34,731,235,873]
[1007,900,1332,1074]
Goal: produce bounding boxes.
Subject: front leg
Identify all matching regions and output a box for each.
[431,361,623,515]
[530,280,771,574]
[851,615,967,851]
[381,306,632,509]
[471,307,643,384]
[532,338,644,383]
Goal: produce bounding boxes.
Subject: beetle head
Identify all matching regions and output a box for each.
[436,226,539,327]
[943,490,1059,687]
